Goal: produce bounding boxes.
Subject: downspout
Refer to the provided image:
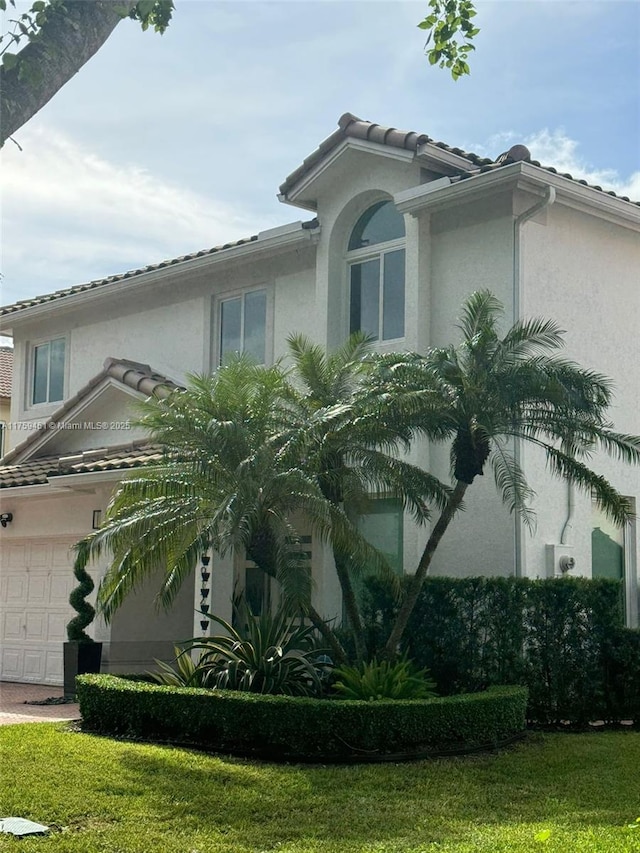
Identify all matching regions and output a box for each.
[512,186,556,576]
[560,477,574,545]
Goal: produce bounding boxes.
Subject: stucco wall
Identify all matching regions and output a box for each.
[0,480,200,672]
[518,203,639,620]
[9,244,318,426]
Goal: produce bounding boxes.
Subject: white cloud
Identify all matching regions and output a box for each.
[0,126,282,305]
[524,129,640,200]
[471,128,639,201]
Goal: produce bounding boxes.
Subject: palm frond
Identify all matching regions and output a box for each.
[544,445,635,526]
[489,441,536,531]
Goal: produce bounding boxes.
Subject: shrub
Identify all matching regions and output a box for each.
[361,574,638,725]
[333,656,436,701]
[602,628,640,723]
[153,606,328,697]
[76,675,527,761]
[151,647,209,688]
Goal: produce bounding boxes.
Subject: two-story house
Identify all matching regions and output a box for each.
[1,112,639,685]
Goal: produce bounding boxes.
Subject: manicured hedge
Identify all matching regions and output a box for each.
[362,575,639,725]
[76,675,527,762]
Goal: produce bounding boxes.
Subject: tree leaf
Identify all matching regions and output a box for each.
[2,51,19,70]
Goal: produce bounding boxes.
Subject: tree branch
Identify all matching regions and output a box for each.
[1,0,136,146]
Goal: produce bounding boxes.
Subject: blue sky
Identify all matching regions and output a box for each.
[1,0,639,314]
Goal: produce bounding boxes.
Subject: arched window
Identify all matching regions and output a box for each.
[347,201,405,341]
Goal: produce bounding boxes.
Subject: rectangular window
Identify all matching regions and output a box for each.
[592,507,624,581]
[350,249,405,341]
[344,498,403,626]
[219,289,267,364]
[357,498,404,575]
[244,565,270,617]
[32,338,65,404]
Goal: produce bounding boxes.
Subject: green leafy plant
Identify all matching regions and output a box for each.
[150,646,209,688]
[77,675,527,759]
[418,0,480,80]
[66,555,96,644]
[333,655,436,701]
[170,605,329,697]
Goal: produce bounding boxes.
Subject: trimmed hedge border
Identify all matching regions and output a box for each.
[362,576,640,725]
[76,675,527,762]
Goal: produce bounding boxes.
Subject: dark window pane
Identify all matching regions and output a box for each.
[245,566,267,616]
[220,297,241,363]
[49,338,65,402]
[357,498,403,575]
[382,249,405,340]
[32,343,49,404]
[243,290,266,364]
[348,201,405,250]
[592,503,624,580]
[350,259,379,339]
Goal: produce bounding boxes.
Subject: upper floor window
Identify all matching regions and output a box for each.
[347,201,405,342]
[219,289,267,365]
[32,338,65,405]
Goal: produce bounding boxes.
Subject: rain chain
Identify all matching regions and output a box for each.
[199,554,211,633]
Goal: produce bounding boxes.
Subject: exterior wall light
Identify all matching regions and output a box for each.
[0,512,13,527]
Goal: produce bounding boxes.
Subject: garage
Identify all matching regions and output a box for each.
[0,537,77,685]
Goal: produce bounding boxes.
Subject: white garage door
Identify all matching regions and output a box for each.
[0,538,78,685]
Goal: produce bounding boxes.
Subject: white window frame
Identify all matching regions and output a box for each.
[27,335,67,409]
[212,286,273,369]
[592,495,638,628]
[346,239,406,345]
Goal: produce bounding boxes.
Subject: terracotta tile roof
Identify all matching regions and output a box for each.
[0,220,320,321]
[1,357,182,466]
[279,112,640,207]
[0,346,12,398]
[0,441,166,488]
[0,234,259,319]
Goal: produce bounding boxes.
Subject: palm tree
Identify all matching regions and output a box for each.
[284,333,451,660]
[74,357,352,661]
[377,290,640,657]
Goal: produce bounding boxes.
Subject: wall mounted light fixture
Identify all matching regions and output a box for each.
[92,510,102,530]
[0,512,13,528]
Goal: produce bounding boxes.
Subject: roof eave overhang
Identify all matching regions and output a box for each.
[279,138,415,211]
[415,141,480,174]
[2,376,146,466]
[395,162,640,231]
[1,221,320,332]
[0,468,133,495]
[0,482,71,497]
[51,469,136,490]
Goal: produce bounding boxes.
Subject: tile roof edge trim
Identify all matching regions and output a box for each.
[395,161,640,228]
[279,137,415,205]
[0,480,73,495]
[1,361,179,466]
[1,220,319,325]
[49,467,157,487]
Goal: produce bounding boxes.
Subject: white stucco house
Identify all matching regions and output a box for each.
[1,112,639,685]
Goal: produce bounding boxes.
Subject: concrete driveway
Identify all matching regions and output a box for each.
[0,682,79,726]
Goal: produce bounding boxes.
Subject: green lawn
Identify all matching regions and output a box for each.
[1,725,639,852]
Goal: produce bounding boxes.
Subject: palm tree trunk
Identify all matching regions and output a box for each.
[333,549,366,661]
[384,480,468,659]
[305,604,347,664]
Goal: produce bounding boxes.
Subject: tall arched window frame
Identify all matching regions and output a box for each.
[346,200,406,342]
